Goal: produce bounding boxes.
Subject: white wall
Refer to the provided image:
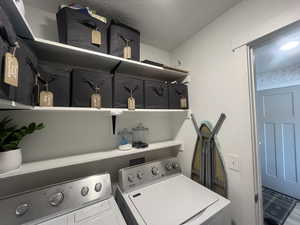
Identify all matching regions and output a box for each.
[171,0,300,225]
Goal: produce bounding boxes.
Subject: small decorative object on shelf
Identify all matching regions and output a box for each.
[132,123,149,148]
[0,117,45,174]
[117,128,133,151]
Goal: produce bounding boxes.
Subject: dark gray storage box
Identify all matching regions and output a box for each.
[71,68,112,108]
[144,79,169,109]
[14,38,37,106]
[0,37,14,101]
[109,22,140,61]
[37,62,71,107]
[0,5,18,102]
[57,7,110,53]
[169,83,189,109]
[113,74,144,108]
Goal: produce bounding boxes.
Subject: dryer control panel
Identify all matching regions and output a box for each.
[118,157,181,192]
[0,173,112,225]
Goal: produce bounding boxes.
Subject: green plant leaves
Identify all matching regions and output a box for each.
[0,117,45,152]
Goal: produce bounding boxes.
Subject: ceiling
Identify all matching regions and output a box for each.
[26,0,241,51]
[254,21,300,74]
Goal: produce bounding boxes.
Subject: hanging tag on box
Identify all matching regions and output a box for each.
[128,90,135,110]
[91,93,101,108]
[91,87,101,109]
[4,46,19,87]
[40,83,54,107]
[91,29,102,46]
[180,97,188,109]
[124,46,132,59]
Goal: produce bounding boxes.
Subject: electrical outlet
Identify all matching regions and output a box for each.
[227,154,240,172]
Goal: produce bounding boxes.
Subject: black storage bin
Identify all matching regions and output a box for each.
[113,74,144,108]
[0,5,18,102]
[0,36,13,101]
[14,38,38,106]
[144,79,169,109]
[37,62,71,107]
[57,7,110,53]
[71,68,112,108]
[109,22,140,61]
[169,83,189,109]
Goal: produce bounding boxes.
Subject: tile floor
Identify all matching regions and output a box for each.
[284,203,300,225]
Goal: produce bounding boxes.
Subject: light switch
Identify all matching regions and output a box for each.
[227,154,240,172]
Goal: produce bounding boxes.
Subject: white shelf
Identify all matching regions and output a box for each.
[0,99,32,110]
[33,107,189,114]
[26,38,188,81]
[26,38,121,72]
[0,141,183,179]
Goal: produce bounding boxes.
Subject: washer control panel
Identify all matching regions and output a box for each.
[119,157,181,192]
[0,173,112,225]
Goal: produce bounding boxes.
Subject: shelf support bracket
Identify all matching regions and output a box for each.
[110,109,124,135]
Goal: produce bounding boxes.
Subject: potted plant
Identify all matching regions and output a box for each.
[0,117,45,173]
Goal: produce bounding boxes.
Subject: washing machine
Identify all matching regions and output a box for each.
[115,157,230,225]
[0,173,127,225]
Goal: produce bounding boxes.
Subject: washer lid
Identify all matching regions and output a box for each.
[128,175,219,225]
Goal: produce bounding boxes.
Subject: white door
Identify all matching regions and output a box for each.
[257,85,300,199]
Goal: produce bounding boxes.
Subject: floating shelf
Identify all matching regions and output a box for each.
[0,141,183,179]
[33,107,189,114]
[26,38,188,81]
[26,38,121,73]
[0,99,32,110]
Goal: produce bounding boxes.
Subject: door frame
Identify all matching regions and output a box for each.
[247,45,264,225]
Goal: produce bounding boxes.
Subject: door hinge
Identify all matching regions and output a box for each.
[255,193,259,203]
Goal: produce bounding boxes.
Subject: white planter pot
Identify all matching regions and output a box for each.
[0,149,22,174]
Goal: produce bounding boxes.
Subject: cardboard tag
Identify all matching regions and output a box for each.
[91,93,101,109]
[4,52,19,87]
[91,30,102,46]
[124,46,132,59]
[128,96,135,110]
[40,91,54,107]
[180,97,188,109]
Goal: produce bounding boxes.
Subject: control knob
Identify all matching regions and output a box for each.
[81,186,89,196]
[165,163,173,171]
[95,183,102,192]
[137,171,144,180]
[16,203,30,216]
[172,162,180,169]
[151,167,160,176]
[128,174,135,183]
[48,192,64,207]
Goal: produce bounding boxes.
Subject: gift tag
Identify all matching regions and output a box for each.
[4,52,19,87]
[92,29,102,46]
[128,96,135,110]
[180,97,188,109]
[123,46,132,59]
[91,93,101,109]
[40,91,54,107]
